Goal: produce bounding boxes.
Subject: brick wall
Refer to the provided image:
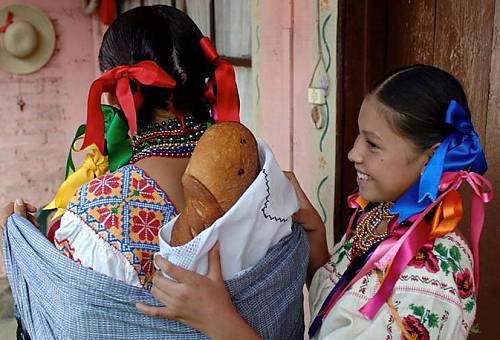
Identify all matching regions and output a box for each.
[0,1,100,278]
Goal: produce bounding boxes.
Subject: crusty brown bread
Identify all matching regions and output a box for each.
[170,122,259,246]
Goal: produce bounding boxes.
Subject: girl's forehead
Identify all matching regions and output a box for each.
[359,97,421,153]
[358,97,394,134]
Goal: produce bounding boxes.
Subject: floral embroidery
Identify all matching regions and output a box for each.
[97,207,119,229]
[65,165,176,288]
[410,248,439,273]
[131,210,160,242]
[132,178,155,200]
[433,243,462,275]
[332,239,352,265]
[88,174,120,196]
[401,304,440,340]
[385,314,394,340]
[401,314,430,340]
[454,268,473,299]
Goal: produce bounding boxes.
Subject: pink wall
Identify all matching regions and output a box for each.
[257,0,337,249]
[0,1,99,277]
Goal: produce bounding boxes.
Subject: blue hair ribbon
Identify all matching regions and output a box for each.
[389,100,488,222]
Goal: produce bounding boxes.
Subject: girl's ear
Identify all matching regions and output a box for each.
[424,143,441,165]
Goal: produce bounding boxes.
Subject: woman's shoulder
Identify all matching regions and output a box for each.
[57,164,178,289]
[398,232,474,300]
[68,164,173,209]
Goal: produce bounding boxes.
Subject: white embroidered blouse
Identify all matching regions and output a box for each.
[309,232,476,339]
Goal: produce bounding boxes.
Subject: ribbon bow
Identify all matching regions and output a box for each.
[390,100,487,222]
[359,171,492,319]
[0,11,14,33]
[45,144,108,219]
[199,37,240,123]
[81,60,176,154]
[311,171,492,330]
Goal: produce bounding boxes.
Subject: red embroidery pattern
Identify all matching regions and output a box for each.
[66,165,176,289]
[131,210,160,242]
[88,174,120,195]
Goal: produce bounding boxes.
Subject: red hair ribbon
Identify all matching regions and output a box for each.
[82,60,176,153]
[99,0,117,25]
[0,11,14,33]
[200,37,240,122]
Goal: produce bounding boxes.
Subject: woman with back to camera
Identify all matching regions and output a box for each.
[0,5,288,339]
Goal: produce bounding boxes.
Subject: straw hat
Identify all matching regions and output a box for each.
[0,4,56,74]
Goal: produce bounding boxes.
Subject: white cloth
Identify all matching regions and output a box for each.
[158,139,299,279]
[56,211,142,287]
[309,232,476,339]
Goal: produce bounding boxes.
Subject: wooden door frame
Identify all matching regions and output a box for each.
[335,0,387,241]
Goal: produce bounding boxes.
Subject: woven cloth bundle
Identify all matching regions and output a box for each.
[3,215,308,340]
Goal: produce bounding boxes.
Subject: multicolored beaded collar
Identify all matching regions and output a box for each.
[130,116,208,162]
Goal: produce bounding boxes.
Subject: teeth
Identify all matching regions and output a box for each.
[357,171,370,181]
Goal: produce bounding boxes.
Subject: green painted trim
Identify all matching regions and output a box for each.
[321,13,332,72]
[316,176,329,223]
[320,101,330,152]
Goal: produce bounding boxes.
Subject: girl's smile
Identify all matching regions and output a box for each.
[348,96,434,203]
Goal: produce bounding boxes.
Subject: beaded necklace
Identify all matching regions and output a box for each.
[350,202,393,258]
[130,116,207,163]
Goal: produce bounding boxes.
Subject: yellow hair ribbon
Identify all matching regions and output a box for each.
[45,143,108,220]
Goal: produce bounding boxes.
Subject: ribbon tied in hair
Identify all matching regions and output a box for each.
[309,100,493,333]
[81,60,176,154]
[45,144,109,219]
[390,100,488,222]
[199,37,240,123]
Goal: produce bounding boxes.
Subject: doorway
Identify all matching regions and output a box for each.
[337,1,499,338]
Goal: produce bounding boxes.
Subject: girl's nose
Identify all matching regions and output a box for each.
[348,136,363,164]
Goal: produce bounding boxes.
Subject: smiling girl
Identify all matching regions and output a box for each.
[135,64,492,340]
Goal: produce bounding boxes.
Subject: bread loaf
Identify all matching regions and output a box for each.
[170,122,259,246]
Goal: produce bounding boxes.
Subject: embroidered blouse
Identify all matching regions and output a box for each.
[309,232,476,339]
[54,164,177,289]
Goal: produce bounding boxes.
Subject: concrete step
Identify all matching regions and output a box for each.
[0,277,14,319]
[0,318,17,340]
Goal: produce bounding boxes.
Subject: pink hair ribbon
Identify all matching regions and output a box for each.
[315,171,492,324]
[359,171,492,319]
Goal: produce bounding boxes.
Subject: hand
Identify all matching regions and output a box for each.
[283,171,325,233]
[0,198,39,231]
[136,243,261,340]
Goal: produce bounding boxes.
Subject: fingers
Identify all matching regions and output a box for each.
[26,203,37,213]
[0,202,14,229]
[151,270,177,296]
[136,302,173,320]
[27,214,40,228]
[154,255,195,284]
[14,199,28,218]
[207,242,223,281]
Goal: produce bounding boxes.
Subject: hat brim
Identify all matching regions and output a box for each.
[0,4,56,75]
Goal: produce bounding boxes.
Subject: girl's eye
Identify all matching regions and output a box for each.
[366,139,378,149]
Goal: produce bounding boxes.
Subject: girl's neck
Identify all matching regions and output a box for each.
[152,108,177,122]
